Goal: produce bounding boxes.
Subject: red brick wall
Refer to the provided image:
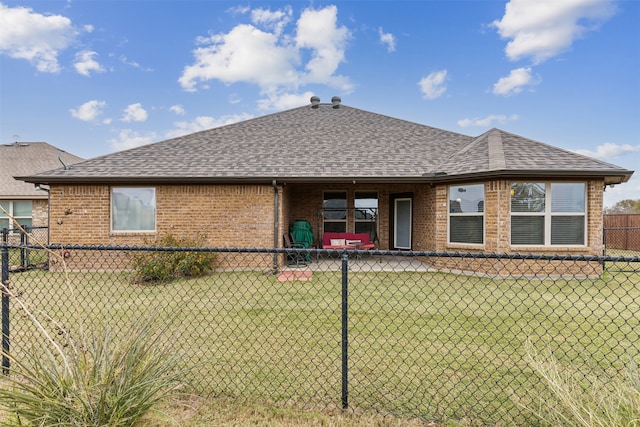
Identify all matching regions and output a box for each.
[48,184,279,269]
[46,179,605,274]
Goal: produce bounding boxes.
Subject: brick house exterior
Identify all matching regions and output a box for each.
[19,98,633,273]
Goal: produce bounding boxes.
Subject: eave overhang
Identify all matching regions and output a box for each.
[16,167,634,187]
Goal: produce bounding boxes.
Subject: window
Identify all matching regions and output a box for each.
[322,191,347,233]
[0,200,33,230]
[111,187,156,232]
[448,184,484,244]
[511,182,586,246]
[354,191,378,236]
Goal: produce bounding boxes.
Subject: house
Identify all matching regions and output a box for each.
[18,97,633,273]
[1,142,84,242]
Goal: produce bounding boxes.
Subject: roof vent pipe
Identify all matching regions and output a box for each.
[310,96,320,108]
[331,96,341,109]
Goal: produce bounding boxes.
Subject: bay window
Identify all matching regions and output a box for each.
[511,182,586,246]
[448,184,484,244]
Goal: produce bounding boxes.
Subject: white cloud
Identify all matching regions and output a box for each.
[491,0,616,64]
[492,67,538,96]
[74,50,104,76]
[178,5,352,96]
[169,104,186,115]
[457,114,519,128]
[165,113,253,139]
[256,91,315,111]
[108,129,158,152]
[251,6,292,36]
[121,103,148,122]
[0,3,78,72]
[378,27,396,52]
[70,100,107,122]
[575,142,640,159]
[296,6,351,88]
[418,70,448,100]
[179,24,298,92]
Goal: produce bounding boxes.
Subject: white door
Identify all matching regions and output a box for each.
[394,198,412,249]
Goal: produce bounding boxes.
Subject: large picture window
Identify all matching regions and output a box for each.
[511,182,586,246]
[448,184,484,244]
[0,200,32,230]
[111,187,156,232]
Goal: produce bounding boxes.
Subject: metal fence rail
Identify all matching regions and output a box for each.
[1,244,639,425]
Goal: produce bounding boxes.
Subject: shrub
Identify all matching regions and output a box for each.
[129,234,217,285]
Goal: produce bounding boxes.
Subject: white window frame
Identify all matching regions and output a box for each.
[447,184,485,245]
[0,200,33,231]
[110,187,156,233]
[510,182,587,247]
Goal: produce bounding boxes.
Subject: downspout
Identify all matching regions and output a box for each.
[272,180,279,273]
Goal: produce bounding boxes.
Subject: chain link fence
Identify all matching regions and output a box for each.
[1,226,48,271]
[1,244,639,425]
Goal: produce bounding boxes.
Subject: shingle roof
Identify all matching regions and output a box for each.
[1,142,84,198]
[18,103,633,185]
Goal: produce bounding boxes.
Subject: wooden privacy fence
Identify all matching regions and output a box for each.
[604,214,640,251]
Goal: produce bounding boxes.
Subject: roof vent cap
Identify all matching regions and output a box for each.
[310,96,320,108]
[331,96,341,109]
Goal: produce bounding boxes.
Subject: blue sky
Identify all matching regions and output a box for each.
[1,0,638,207]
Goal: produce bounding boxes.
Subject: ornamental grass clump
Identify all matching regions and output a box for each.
[0,308,189,426]
[129,234,217,285]
[518,339,640,427]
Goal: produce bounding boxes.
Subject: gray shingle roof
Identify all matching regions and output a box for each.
[18,103,633,185]
[1,142,84,197]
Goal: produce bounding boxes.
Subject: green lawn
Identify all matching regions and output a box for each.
[5,264,640,425]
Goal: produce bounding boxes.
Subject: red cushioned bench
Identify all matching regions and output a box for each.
[321,232,376,250]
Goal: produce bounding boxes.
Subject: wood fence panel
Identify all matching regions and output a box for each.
[604,214,640,251]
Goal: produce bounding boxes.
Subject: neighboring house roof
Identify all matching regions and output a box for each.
[1,142,84,199]
[18,101,633,186]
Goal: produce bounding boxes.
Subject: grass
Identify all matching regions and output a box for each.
[3,258,640,425]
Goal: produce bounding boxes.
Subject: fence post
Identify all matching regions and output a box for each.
[1,245,9,374]
[341,252,349,410]
[20,227,26,269]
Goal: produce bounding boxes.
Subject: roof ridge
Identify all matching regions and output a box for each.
[496,128,632,171]
[433,128,496,172]
[487,129,506,170]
